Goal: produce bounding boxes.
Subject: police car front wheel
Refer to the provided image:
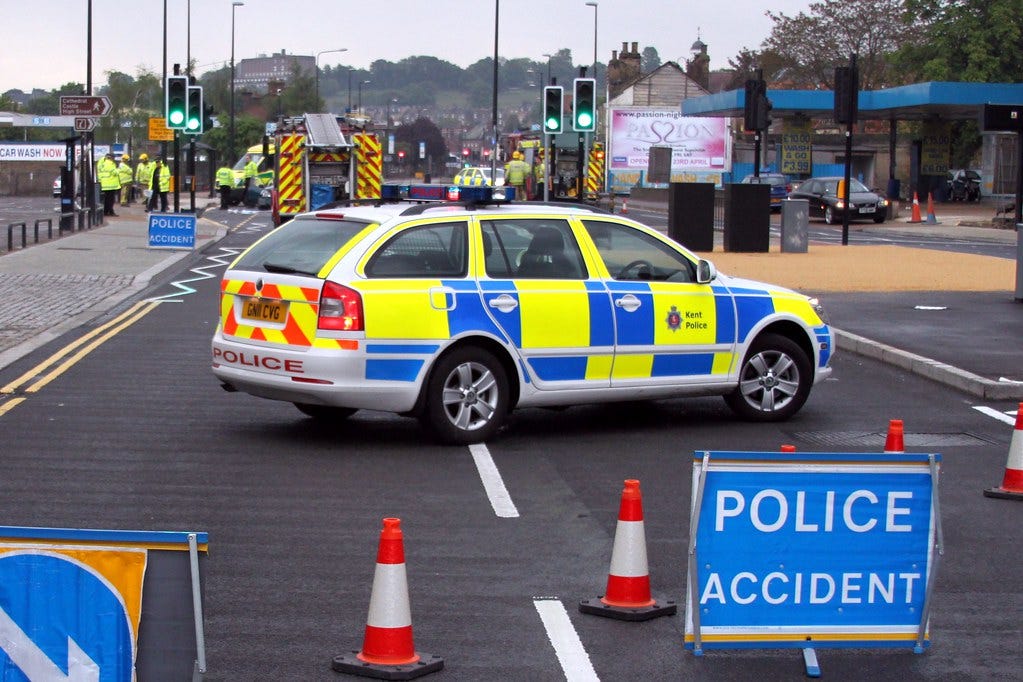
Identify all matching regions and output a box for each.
[724,333,811,421]
[422,347,510,444]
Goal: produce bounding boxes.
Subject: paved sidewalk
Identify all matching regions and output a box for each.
[0,196,1021,400]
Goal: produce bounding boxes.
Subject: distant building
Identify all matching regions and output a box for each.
[235,50,314,93]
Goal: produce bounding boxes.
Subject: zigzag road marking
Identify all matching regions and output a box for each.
[147,247,243,303]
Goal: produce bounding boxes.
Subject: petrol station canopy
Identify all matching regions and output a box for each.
[681,81,1023,122]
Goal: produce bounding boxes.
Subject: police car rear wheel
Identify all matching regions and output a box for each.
[724,333,811,421]
[294,403,358,421]
[423,347,509,444]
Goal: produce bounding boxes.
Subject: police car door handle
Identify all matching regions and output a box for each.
[614,294,642,312]
[487,294,518,313]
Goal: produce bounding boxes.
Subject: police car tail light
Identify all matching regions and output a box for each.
[318,282,363,331]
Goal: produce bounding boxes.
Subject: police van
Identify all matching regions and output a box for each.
[212,185,833,443]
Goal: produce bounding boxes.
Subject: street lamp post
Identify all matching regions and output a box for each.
[585,2,598,76]
[315,47,347,108]
[585,1,600,195]
[358,80,371,111]
[542,53,553,85]
[229,1,243,163]
[491,0,499,180]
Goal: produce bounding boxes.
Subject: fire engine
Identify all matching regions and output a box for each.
[271,113,382,225]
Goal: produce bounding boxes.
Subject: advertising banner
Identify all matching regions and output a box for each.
[685,451,942,653]
[0,143,111,162]
[609,108,730,172]
[781,119,813,175]
[921,122,951,175]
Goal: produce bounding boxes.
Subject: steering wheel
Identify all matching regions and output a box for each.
[617,259,655,279]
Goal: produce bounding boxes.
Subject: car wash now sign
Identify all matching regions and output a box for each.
[685,451,943,654]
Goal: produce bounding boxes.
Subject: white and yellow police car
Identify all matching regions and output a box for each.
[453,166,505,188]
[212,185,833,444]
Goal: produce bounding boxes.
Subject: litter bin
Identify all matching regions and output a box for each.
[781,198,809,253]
[723,183,770,252]
[667,182,715,251]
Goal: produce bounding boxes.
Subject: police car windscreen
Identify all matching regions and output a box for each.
[234,217,370,274]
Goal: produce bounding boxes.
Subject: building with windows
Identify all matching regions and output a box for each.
[235,50,314,93]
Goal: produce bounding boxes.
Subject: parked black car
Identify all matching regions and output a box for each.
[787,176,888,224]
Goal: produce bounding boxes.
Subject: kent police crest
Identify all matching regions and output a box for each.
[666,305,682,331]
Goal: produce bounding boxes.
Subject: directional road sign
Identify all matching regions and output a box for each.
[59,96,112,117]
[74,117,97,132]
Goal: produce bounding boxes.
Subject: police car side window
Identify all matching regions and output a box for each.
[582,220,695,283]
[481,219,586,280]
[365,221,468,278]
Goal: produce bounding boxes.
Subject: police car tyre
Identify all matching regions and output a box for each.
[422,347,509,444]
[293,403,358,421]
[724,333,811,421]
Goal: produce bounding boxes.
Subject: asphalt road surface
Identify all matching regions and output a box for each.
[0,213,1021,680]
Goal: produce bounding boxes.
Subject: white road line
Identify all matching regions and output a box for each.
[533,599,599,682]
[973,405,1018,426]
[468,443,519,518]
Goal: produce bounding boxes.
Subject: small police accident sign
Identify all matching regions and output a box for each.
[148,213,196,250]
[685,451,942,653]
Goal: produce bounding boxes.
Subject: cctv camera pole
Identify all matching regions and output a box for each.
[840,53,858,246]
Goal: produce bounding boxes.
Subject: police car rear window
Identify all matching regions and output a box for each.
[234,216,370,275]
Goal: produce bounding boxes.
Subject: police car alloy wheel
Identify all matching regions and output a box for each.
[422,347,510,444]
[725,333,812,421]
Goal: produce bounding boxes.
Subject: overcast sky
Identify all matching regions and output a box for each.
[5,0,814,93]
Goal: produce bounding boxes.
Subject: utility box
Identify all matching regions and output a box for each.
[781,198,809,253]
[723,183,770,252]
[667,182,715,251]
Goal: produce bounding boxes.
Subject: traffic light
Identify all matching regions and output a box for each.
[165,75,188,129]
[834,65,859,124]
[185,85,203,134]
[203,102,215,133]
[572,78,596,132]
[543,86,563,134]
[756,92,773,130]
[744,79,769,131]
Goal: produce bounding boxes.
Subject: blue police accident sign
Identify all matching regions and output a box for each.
[0,550,141,680]
[148,213,196,250]
[685,451,943,653]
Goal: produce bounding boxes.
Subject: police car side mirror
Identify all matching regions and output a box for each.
[697,259,716,284]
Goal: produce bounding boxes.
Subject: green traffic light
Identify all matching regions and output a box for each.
[169,110,185,126]
[577,112,592,128]
[546,116,561,131]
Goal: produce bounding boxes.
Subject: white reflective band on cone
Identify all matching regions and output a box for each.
[608,520,649,577]
[365,563,412,628]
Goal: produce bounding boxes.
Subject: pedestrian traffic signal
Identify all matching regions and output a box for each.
[756,92,773,130]
[572,78,596,132]
[185,85,203,134]
[165,76,188,129]
[203,102,215,134]
[543,86,563,134]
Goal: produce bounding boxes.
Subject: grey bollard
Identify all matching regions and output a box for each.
[781,198,809,253]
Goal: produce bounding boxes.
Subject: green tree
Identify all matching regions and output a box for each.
[202,114,266,165]
[641,47,661,72]
[762,0,922,89]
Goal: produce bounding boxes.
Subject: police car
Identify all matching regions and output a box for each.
[212,185,833,444]
[453,166,505,188]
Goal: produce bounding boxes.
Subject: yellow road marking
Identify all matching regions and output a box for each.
[1,300,161,396]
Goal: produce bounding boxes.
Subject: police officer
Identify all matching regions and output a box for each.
[117,154,133,207]
[504,150,529,200]
[97,152,120,216]
[216,163,234,210]
[135,153,152,207]
[148,157,170,213]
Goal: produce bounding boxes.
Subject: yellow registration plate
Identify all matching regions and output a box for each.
[241,297,289,323]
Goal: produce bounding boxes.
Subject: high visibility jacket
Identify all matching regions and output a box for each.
[216,166,234,188]
[136,161,153,186]
[243,160,258,179]
[97,158,120,191]
[150,163,170,193]
[117,162,133,186]
[504,159,529,186]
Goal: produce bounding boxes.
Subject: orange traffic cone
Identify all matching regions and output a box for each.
[884,419,905,453]
[621,198,628,214]
[925,192,940,224]
[908,192,923,223]
[580,480,677,621]
[984,403,1023,500]
[332,518,444,679]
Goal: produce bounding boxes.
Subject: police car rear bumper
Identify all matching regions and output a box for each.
[211,337,422,413]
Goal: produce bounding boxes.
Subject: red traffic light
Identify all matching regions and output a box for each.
[462,148,470,157]
[397,150,405,159]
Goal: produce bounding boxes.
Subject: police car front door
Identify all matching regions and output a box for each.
[477,218,613,389]
[580,219,738,387]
